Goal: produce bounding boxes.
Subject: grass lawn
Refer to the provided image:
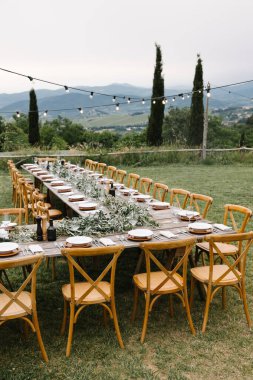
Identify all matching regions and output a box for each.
[1,164,253,380]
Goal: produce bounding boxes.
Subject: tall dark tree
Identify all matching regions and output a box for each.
[146,43,164,146]
[28,89,40,145]
[188,55,204,146]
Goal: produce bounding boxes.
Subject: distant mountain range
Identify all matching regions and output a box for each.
[0,83,252,121]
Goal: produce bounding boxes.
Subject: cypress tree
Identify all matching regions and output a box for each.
[188,55,204,146]
[146,43,164,146]
[28,89,40,145]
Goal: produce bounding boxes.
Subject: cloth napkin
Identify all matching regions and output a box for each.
[213,224,232,231]
[28,245,44,253]
[99,238,116,246]
[159,230,177,238]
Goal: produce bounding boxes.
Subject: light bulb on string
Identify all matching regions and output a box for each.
[165,98,168,104]
[90,92,94,99]
[198,89,202,94]
[172,97,175,102]
[207,89,211,98]
[153,99,156,104]
[162,98,166,105]
[127,98,131,104]
[142,99,145,105]
[43,110,48,117]
[64,86,69,93]
[187,94,190,99]
[16,111,20,118]
[27,76,34,85]
[112,96,116,103]
[78,107,83,114]
[116,103,120,111]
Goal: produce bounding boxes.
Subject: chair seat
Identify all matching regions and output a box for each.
[133,271,183,293]
[197,242,238,255]
[49,209,62,218]
[191,264,241,285]
[0,291,32,320]
[62,281,111,304]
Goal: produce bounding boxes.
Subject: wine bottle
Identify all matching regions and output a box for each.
[47,219,57,241]
[108,183,115,197]
[36,216,43,241]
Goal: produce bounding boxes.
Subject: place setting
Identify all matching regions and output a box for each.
[0,242,20,257]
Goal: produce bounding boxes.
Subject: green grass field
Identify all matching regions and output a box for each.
[1,164,253,380]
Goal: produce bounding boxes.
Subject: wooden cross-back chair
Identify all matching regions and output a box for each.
[126,173,140,190]
[0,208,25,225]
[34,196,62,221]
[107,165,117,179]
[114,169,127,184]
[152,182,169,202]
[0,255,48,361]
[60,245,125,356]
[97,162,107,175]
[170,188,191,209]
[90,161,98,171]
[190,193,213,218]
[84,159,92,169]
[132,238,196,343]
[196,204,253,263]
[139,177,153,195]
[190,231,253,333]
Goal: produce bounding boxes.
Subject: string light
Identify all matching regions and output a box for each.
[78,107,83,114]
[207,89,211,98]
[162,98,166,105]
[64,86,69,93]
[165,98,168,104]
[152,100,156,104]
[112,96,116,103]
[142,99,145,104]
[172,97,175,102]
[90,92,94,99]
[198,89,202,94]
[187,94,190,98]
[43,110,48,117]
[116,103,120,111]
[127,97,131,104]
[16,111,20,118]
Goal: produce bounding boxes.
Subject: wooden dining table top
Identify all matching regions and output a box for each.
[0,164,235,262]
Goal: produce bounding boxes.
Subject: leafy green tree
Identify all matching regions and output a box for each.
[188,55,204,146]
[1,123,29,151]
[162,108,190,145]
[28,89,40,145]
[146,43,164,146]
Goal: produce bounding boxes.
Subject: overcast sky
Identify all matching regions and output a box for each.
[0,0,252,93]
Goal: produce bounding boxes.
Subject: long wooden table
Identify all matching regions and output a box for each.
[0,164,236,264]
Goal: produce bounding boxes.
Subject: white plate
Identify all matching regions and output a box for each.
[0,222,17,229]
[68,194,85,201]
[51,180,65,186]
[113,183,125,189]
[178,210,199,217]
[0,242,19,253]
[128,229,153,238]
[57,186,72,192]
[188,222,212,230]
[66,236,92,246]
[132,194,151,200]
[78,202,97,209]
[151,201,170,209]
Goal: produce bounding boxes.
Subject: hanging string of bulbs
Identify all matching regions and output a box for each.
[0,67,252,117]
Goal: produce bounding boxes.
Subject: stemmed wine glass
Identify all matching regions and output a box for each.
[186,205,194,224]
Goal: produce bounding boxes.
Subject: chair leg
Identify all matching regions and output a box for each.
[169,294,174,318]
[103,307,108,327]
[131,285,139,322]
[140,292,150,344]
[222,287,226,309]
[183,287,196,335]
[52,258,56,281]
[111,298,124,348]
[241,281,252,328]
[60,299,68,335]
[202,284,212,333]
[189,276,196,309]
[66,303,75,357]
[32,309,49,362]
